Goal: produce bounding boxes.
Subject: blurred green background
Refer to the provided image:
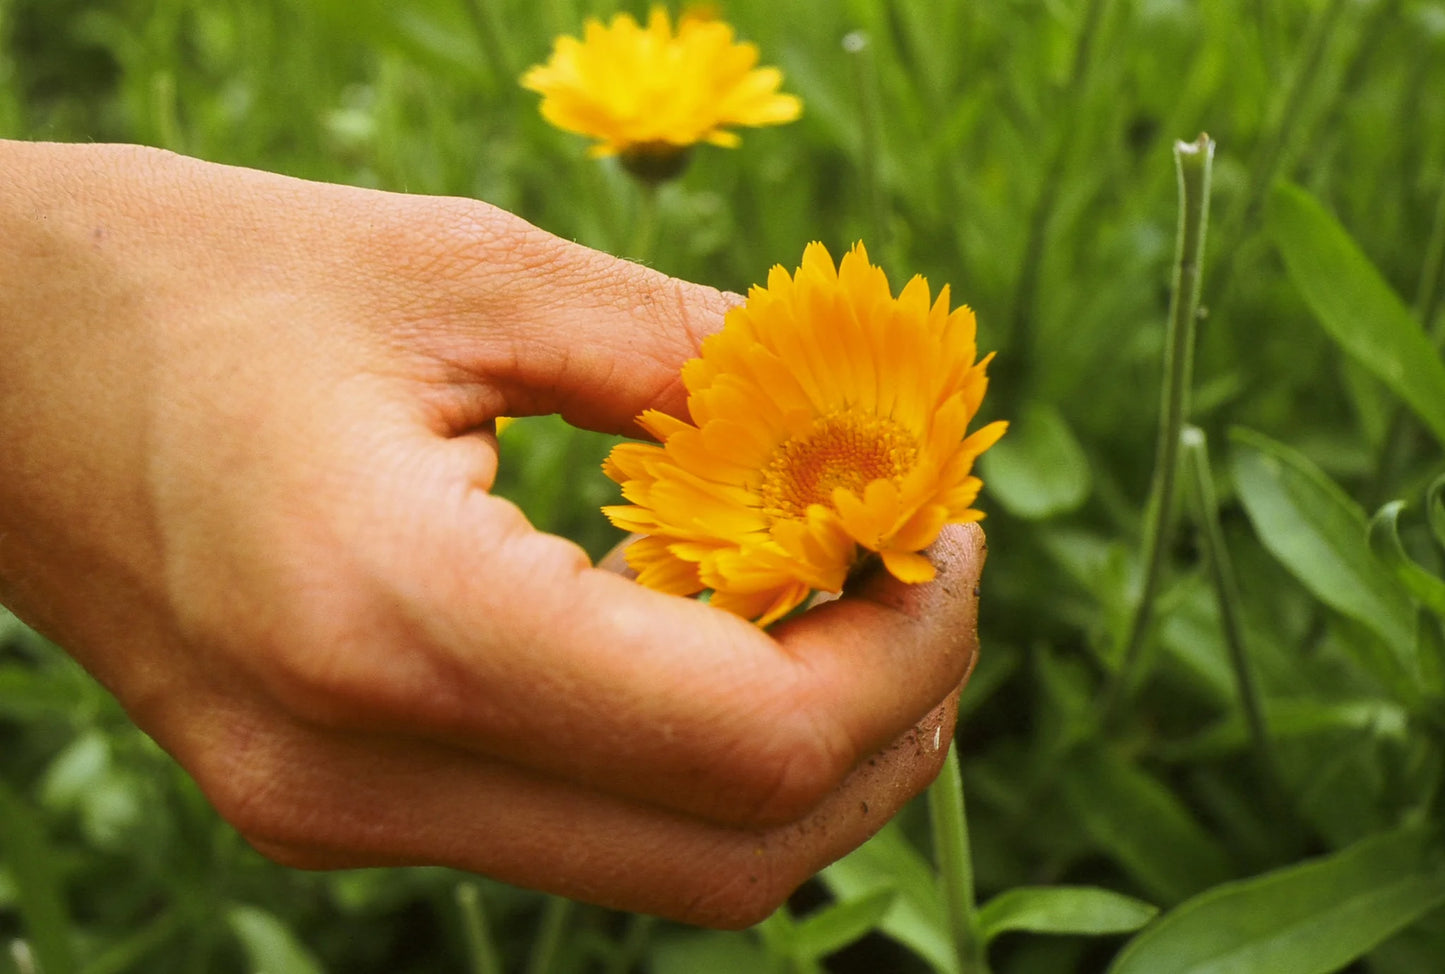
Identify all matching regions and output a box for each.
[4,0,1445,971]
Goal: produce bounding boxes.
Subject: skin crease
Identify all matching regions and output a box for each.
[0,140,986,928]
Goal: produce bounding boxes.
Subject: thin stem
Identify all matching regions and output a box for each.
[1252,0,1280,81]
[460,0,516,90]
[929,744,989,974]
[602,914,656,974]
[1006,0,1111,404]
[1416,161,1445,343]
[1212,0,1349,301]
[843,31,890,268]
[1180,427,1291,814]
[80,908,186,974]
[455,883,505,974]
[626,183,660,266]
[525,896,573,974]
[1364,157,1445,504]
[1102,134,1214,721]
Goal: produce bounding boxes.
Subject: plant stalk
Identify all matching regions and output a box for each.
[1102,134,1214,720]
[844,30,890,271]
[929,744,989,974]
[1006,0,1111,405]
[1180,427,1290,815]
[525,896,573,974]
[455,883,505,974]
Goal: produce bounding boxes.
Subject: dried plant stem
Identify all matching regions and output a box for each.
[929,744,990,974]
[1102,134,1214,722]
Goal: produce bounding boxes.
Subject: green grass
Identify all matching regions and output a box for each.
[4,0,1445,971]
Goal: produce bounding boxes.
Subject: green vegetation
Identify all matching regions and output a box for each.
[4,0,1445,971]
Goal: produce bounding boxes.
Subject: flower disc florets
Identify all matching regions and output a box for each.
[603,242,1006,626]
[520,7,801,166]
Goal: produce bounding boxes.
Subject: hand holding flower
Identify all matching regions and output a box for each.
[0,140,984,927]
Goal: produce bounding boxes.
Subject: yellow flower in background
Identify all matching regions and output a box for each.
[603,243,1006,627]
[521,6,801,179]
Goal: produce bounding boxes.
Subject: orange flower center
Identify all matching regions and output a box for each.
[756,411,918,521]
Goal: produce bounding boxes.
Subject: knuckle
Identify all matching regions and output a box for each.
[244,837,334,871]
[677,846,810,930]
[733,704,857,827]
[191,727,313,850]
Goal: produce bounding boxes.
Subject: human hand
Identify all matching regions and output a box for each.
[0,141,984,927]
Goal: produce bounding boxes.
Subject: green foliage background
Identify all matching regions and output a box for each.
[3,0,1445,971]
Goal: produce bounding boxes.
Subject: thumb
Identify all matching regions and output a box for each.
[378,198,739,436]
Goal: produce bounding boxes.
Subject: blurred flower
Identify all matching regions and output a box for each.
[603,242,1006,626]
[521,6,801,181]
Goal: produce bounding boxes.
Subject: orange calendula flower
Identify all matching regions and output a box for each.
[602,242,1006,627]
[521,6,801,179]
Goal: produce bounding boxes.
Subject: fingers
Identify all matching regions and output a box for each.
[174,685,961,928]
[348,192,741,436]
[251,474,984,830]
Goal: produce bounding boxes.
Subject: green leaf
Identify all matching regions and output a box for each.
[1229,427,1416,676]
[820,822,954,973]
[1107,826,1445,974]
[1158,698,1408,762]
[1428,473,1445,553]
[1420,609,1445,699]
[1060,747,1234,906]
[649,930,770,974]
[1269,182,1445,447]
[1369,500,1445,617]
[225,905,325,974]
[0,779,75,974]
[976,886,1158,944]
[791,888,897,962]
[978,400,1091,519]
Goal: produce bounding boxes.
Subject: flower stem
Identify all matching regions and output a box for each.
[1006,0,1111,404]
[627,182,660,266]
[1102,134,1214,722]
[843,30,890,269]
[1211,0,1348,301]
[525,896,573,974]
[1365,155,1445,503]
[602,913,656,974]
[1180,427,1289,815]
[929,744,989,974]
[459,0,516,90]
[455,883,506,974]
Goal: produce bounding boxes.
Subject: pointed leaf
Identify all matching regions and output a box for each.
[0,780,75,974]
[1421,609,1445,699]
[820,822,954,973]
[1061,747,1234,905]
[976,886,1158,944]
[1369,500,1445,617]
[1229,427,1415,673]
[1108,827,1445,974]
[1269,182,1445,447]
[978,400,1091,519]
[650,931,770,974]
[792,888,897,962]
[1429,473,1445,553]
[225,905,324,974]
